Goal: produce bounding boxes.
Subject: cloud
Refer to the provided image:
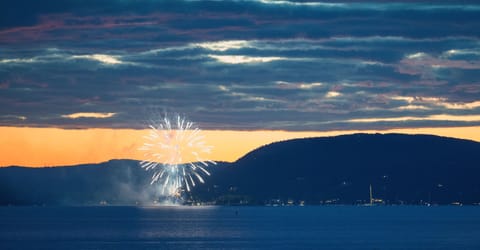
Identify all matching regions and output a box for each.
[217,84,281,104]
[0,52,129,67]
[0,0,480,131]
[275,81,324,90]
[208,55,285,64]
[406,52,427,59]
[345,114,480,123]
[443,49,480,57]
[61,113,117,119]
[325,91,342,98]
[397,51,480,76]
[247,0,480,11]
[70,54,123,65]
[394,105,430,111]
[299,82,323,89]
[255,0,345,7]
[0,58,38,64]
[440,101,480,110]
[390,95,480,110]
[194,40,251,51]
[0,115,27,120]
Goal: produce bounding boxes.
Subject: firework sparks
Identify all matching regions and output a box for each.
[138,114,216,196]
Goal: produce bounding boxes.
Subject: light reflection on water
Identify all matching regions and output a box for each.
[1,206,480,249]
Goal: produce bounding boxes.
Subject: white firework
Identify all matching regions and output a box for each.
[138,114,216,196]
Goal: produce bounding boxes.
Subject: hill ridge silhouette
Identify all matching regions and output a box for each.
[1,133,479,205]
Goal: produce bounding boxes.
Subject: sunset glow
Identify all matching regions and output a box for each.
[1,126,479,167]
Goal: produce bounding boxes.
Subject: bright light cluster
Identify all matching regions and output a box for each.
[139,115,216,196]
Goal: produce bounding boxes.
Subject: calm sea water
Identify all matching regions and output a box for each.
[1,206,480,249]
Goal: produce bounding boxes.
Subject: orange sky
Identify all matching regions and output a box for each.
[0,126,479,167]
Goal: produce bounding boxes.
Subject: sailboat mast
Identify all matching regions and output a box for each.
[369,184,373,205]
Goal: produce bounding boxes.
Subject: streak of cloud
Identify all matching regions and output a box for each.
[61,113,117,119]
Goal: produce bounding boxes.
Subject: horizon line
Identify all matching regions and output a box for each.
[1,129,479,168]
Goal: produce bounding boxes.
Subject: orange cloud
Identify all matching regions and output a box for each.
[0,126,479,167]
[61,112,116,119]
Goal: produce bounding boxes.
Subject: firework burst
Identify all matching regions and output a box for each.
[138,114,216,196]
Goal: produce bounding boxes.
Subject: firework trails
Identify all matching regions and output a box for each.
[139,115,216,196]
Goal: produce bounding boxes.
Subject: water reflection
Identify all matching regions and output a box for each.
[1,206,480,249]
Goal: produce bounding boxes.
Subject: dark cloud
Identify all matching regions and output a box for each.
[1,0,480,130]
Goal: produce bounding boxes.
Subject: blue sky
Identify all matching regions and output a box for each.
[1,0,480,131]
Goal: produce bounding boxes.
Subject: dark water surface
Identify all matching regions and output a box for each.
[1,206,480,249]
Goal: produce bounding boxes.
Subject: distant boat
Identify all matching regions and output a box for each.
[365,184,384,206]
